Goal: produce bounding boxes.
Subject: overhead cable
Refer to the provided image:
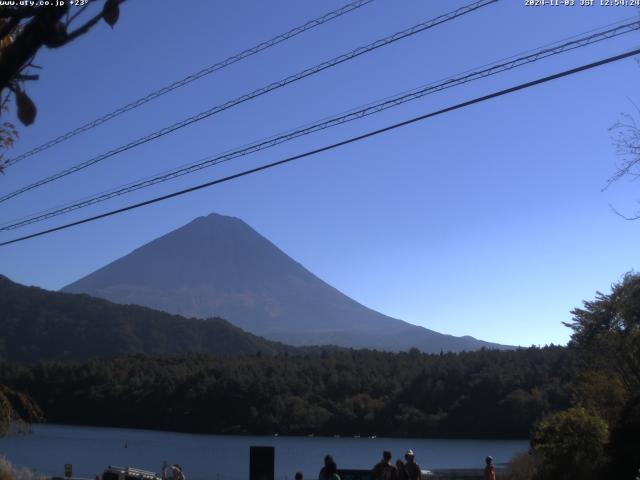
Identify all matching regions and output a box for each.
[2,19,638,231]
[0,0,498,204]
[2,45,638,247]
[3,0,377,167]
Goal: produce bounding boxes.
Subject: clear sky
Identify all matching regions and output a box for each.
[1,0,639,347]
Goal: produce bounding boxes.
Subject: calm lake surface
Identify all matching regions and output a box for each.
[0,424,528,480]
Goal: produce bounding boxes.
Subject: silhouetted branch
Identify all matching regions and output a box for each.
[63,9,106,44]
[0,16,19,41]
[66,3,92,26]
[0,7,38,20]
[0,7,68,92]
[609,203,640,221]
[0,0,125,132]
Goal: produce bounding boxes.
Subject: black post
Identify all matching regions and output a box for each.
[250,446,275,480]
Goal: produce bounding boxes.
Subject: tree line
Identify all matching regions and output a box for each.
[0,345,575,440]
[504,273,640,479]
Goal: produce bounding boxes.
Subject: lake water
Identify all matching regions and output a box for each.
[0,424,528,480]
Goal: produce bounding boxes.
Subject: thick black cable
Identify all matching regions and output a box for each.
[0,0,498,204]
[2,19,639,231]
[1,46,638,247]
[3,0,376,167]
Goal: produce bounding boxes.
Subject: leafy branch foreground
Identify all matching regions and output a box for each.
[505,273,640,479]
[0,456,44,480]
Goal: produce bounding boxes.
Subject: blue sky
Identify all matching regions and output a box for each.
[1,0,639,347]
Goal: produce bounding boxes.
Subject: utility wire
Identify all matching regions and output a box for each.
[0,0,498,204]
[3,0,376,168]
[2,19,639,231]
[2,46,638,247]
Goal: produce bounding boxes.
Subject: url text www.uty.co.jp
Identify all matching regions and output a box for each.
[0,0,88,7]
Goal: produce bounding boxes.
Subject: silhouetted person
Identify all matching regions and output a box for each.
[484,456,496,480]
[172,464,185,480]
[319,455,334,480]
[373,451,397,480]
[395,460,406,480]
[325,459,340,480]
[403,450,421,480]
[295,472,303,480]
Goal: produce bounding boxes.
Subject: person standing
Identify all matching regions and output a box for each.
[403,450,421,480]
[395,459,407,480]
[372,451,398,480]
[324,459,340,480]
[319,455,335,480]
[171,464,185,480]
[484,456,496,480]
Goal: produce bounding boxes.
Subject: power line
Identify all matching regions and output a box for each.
[2,19,639,231]
[0,0,498,204]
[3,0,377,168]
[2,46,638,247]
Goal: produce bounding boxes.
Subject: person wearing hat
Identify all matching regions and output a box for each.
[403,450,421,480]
[484,456,496,480]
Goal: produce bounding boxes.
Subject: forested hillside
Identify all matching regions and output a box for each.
[0,275,296,362]
[0,346,575,439]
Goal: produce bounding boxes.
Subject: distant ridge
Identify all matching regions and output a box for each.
[0,275,296,362]
[63,213,511,353]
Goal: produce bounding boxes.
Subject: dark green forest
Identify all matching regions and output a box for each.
[0,275,299,361]
[0,346,574,439]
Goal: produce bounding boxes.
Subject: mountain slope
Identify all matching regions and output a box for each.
[63,213,509,352]
[0,275,295,362]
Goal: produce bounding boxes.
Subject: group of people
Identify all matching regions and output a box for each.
[298,450,497,480]
[372,450,421,480]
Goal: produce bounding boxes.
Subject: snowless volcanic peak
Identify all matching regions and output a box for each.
[63,213,510,353]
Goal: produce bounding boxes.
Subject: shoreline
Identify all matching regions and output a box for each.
[25,422,530,443]
[0,424,526,479]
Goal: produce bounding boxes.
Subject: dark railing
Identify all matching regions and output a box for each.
[337,468,495,480]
